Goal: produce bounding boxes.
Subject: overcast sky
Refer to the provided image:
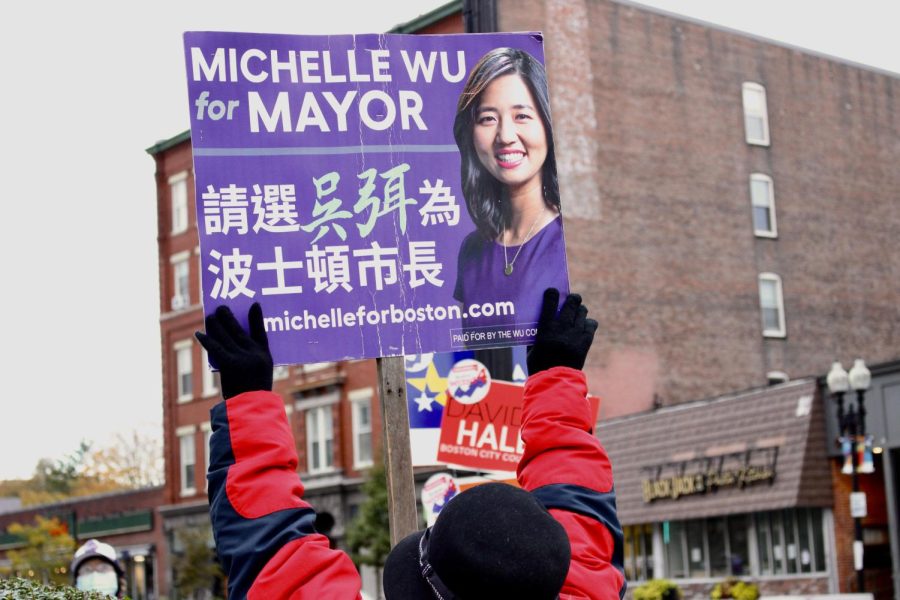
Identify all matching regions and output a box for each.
[0,0,897,481]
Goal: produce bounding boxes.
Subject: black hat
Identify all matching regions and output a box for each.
[383,483,570,599]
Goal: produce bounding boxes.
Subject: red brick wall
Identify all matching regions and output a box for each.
[414,12,464,34]
[0,487,166,589]
[496,0,900,416]
[830,456,890,594]
[149,139,201,505]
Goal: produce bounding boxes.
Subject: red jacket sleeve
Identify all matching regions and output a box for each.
[208,391,362,600]
[517,367,626,600]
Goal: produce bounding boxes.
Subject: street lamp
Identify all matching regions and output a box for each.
[827,358,872,593]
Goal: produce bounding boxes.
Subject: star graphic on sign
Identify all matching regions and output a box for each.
[407,362,448,406]
[414,387,439,412]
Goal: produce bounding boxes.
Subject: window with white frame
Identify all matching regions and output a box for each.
[295,386,340,474]
[306,405,334,473]
[202,422,212,491]
[170,251,190,311]
[742,82,770,146]
[758,273,786,338]
[202,348,218,397]
[175,340,194,402]
[177,426,197,496]
[350,389,374,468]
[302,362,335,374]
[273,365,290,381]
[169,171,189,234]
[749,174,777,237]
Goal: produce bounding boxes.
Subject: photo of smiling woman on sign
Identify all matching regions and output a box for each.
[453,47,569,344]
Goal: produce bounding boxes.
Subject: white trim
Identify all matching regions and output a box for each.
[169,250,191,264]
[351,396,374,469]
[273,365,290,381]
[202,427,212,492]
[284,405,294,416]
[178,430,197,497]
[294,389,341,411]
[169,174,190,235]
[174,340,194,403]
[652,524,665,581]
[758,273,787,338]
[742,82,771,146]
[348,387,374,402]
[302,362,334,373]
[305,404,335,475]
[823,508,839,593]
[767,371,790,384]
[749,173,778,238]
[201,348,218,398]
[167,170,188,184]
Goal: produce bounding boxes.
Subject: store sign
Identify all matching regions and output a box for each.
[641,447,778,503]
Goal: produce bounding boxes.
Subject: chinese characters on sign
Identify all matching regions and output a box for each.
[183,32,570,363]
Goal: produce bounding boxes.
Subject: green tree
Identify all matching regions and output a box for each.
[172,525,225,600]
[34,441,92,495]
[6,516,77,585]
[345,462,391,598]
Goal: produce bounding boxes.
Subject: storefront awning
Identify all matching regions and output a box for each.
[596,380,832,525]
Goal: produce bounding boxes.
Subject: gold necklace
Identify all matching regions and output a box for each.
[503,207,546,276]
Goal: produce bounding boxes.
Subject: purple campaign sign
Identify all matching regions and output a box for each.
[183,31,570,364]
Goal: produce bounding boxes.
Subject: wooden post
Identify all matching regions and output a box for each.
[377,355,419,546]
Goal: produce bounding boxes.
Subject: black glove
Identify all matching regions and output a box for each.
[526,288,598,375]
[195,303,273,400]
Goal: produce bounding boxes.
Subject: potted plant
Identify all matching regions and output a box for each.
[710,577,760,600]
[634,579,683,600]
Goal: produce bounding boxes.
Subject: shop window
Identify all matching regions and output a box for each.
[169,171,189,234]
[624,524,654,582]
[686,521,706,578]
[708,518,728,577]
[664,520,687,579]
[742,82,770,146]
[750,174,777,237]
[664,513,805,579]
[727,514,750,576]
[753,508,826,575]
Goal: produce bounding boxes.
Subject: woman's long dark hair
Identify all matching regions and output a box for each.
[453,47,560,241]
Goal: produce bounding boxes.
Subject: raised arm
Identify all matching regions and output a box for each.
[517,290,626,599]
[198,304,361,600]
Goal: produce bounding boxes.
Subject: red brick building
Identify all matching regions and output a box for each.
[484,0,899,597]
[0,487,165,599]
[144,0,900,598]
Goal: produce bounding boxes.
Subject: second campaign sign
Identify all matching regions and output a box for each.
[183,31,570,364]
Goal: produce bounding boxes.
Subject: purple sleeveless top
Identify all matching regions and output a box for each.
[453,216,569,340]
